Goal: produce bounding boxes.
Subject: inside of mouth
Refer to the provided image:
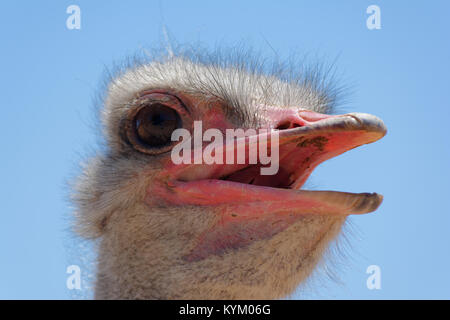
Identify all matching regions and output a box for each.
[177,134,328,189]
[217,141,317,190]
[220,164,295,189]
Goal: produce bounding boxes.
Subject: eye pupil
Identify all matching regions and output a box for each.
[134,103,181,148]
[151,113,170,126]
[152,114,163,125]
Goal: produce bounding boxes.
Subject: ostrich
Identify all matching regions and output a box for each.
[73,49,387,299]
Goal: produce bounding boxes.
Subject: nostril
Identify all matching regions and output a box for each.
[275,122,291,130]
[275,121,302,130]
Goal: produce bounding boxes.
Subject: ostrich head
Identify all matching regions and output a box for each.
[73,50,387,299]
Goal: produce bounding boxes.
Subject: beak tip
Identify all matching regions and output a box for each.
[347,112,387,137]
[367,192,384,213]
[350,192,384,215]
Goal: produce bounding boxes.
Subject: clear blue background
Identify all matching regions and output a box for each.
[1,0,449,299]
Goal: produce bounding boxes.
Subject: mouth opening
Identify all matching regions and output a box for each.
[220,164,293,189]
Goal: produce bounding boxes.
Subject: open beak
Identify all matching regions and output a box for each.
[149,111,387,215]
[146,110,387,261]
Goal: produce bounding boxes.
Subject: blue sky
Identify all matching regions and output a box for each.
[1,1,449,299]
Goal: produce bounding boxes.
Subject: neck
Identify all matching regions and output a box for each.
[93,205,346,299]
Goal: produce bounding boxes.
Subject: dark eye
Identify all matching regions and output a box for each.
[123,92,191,155]
[135,103,181,148]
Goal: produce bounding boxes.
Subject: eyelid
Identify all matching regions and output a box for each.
[137,90,191,116]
